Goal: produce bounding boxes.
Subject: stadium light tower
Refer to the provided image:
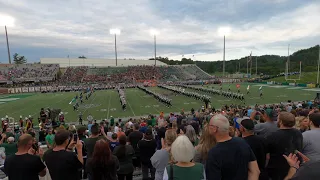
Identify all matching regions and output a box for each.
[150,29,159,66]
[109,28,121,66]
[0,14,15,64]
[217,27,231,77]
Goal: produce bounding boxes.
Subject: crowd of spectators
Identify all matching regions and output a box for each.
[0,99,320,180]
[0,64,59,81]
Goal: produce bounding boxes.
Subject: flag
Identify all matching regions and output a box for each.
[259,86,262,90]
[247,85,250,91]
[69,97,76,105]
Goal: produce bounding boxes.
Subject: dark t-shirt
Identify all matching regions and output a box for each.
[138,139,157,166]
[291,160,320,180]
[43,149,83,180]
[128,131,143,155]
[38,130,46,142]
[267,129,302,170]
[4,154,46,180]
[206,137,256,180]
[83,137,100,158]
[110,141,120,152]
[243,135,268,170]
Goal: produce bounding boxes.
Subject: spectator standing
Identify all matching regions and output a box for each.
[206,114,260,180]
[113,135,135,180]
[84,124,101,158]
[43,129,83,180]
[163,135,205,180]
[138,129,157,180]
[0,147,5,166]
[114,123,120,133]
[185,125,199,146]
[253,110,278,138]
[128,123,143,168]
[302,112,320,160]
[266,112,303,180]
[86,139,119,180]
[4,134,46,180]
[151,129,177,180]
[238,118,269,180]
[109,133,119,152]
[295,116,310,133]
[194,125,216,165]
[45,128,55,148]
[0,134,17,156]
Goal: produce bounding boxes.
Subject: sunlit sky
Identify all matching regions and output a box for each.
[0,0,319,62]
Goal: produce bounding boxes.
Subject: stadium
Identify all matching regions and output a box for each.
[0,59,317,124]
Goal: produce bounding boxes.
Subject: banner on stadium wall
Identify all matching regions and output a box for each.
[267,81,273,85]
[14,88,22,93]
[34,87,41,92]
[22,87,28,93]
[8,88,15,94]
[41,86,47,91]
[307,84,316,88]
[46,86,52,91]
[289,83,296,86]
[28,87,35,92]
[52,86,57,91]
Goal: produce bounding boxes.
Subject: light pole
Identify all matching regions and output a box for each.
[150,30,159,66]
[217,27,231,77]
[109,28,121,66]
[0,14,15,64]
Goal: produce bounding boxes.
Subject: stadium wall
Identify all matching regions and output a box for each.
[40,58,167,67]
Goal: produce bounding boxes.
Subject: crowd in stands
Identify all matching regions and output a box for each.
[0,64,59,82]
[64,65,212,84]
[0,99,320,180]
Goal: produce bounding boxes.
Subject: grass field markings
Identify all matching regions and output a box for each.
[276,95,288,98]
[287,87,305,90]
[32,92,74,116]
[135,88,162,113]
[303,89,320,91]
[126,100,136,117]
[269,86,288,88]
[8,93,46,116]
[301,93,311,96]
[83,91,99,114]
[106,91,112,118]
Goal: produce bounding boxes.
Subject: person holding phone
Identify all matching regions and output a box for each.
[43,129,83,180]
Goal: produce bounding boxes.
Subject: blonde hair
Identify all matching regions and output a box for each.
[197,125,216,161]
[295,116,307,129]
[164,129,177,164]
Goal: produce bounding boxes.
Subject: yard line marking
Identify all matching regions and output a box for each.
[126,100,136,116]
[107,91,112,118]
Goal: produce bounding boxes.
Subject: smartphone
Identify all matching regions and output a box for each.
[32,143,39,152]
[73,133,78,142]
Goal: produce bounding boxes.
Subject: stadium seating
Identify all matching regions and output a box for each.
[60,65,212,84]
[0,64,59,82]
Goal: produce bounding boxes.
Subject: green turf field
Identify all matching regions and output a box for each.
[267,72,318,84]
[0,83,316,123]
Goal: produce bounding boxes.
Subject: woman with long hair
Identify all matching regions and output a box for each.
[86,139,119,180]
[113,135,135,180]
[151,129,177,180]
[295,116,310,133]
[185,125,199,146]
[194,125,216,165]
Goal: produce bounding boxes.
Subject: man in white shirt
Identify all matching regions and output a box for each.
[114,123,119,133]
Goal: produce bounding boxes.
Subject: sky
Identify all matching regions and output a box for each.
[0,0,319,63]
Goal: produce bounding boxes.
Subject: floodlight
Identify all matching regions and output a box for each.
[217,27,231,36]
[109,28,121,35]
[150,29,159,36]
[0,14,15,27]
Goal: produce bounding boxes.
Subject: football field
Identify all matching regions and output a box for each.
[0,83,317,123]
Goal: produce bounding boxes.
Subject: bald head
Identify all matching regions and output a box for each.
[18,134,33,147]
[210,114,230,132]
[278,112,296,128]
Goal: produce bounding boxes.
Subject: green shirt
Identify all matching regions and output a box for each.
[45,134,55,146]
[151,118,156,126]
[166,163,205,180]
[0,143,18,156]
[110,118,115,126]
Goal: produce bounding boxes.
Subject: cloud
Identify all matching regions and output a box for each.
[0,0,319,62]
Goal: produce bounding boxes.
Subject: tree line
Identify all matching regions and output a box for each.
[151,45,320,75]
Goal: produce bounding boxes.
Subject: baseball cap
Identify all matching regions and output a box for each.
[236,117,255,130]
